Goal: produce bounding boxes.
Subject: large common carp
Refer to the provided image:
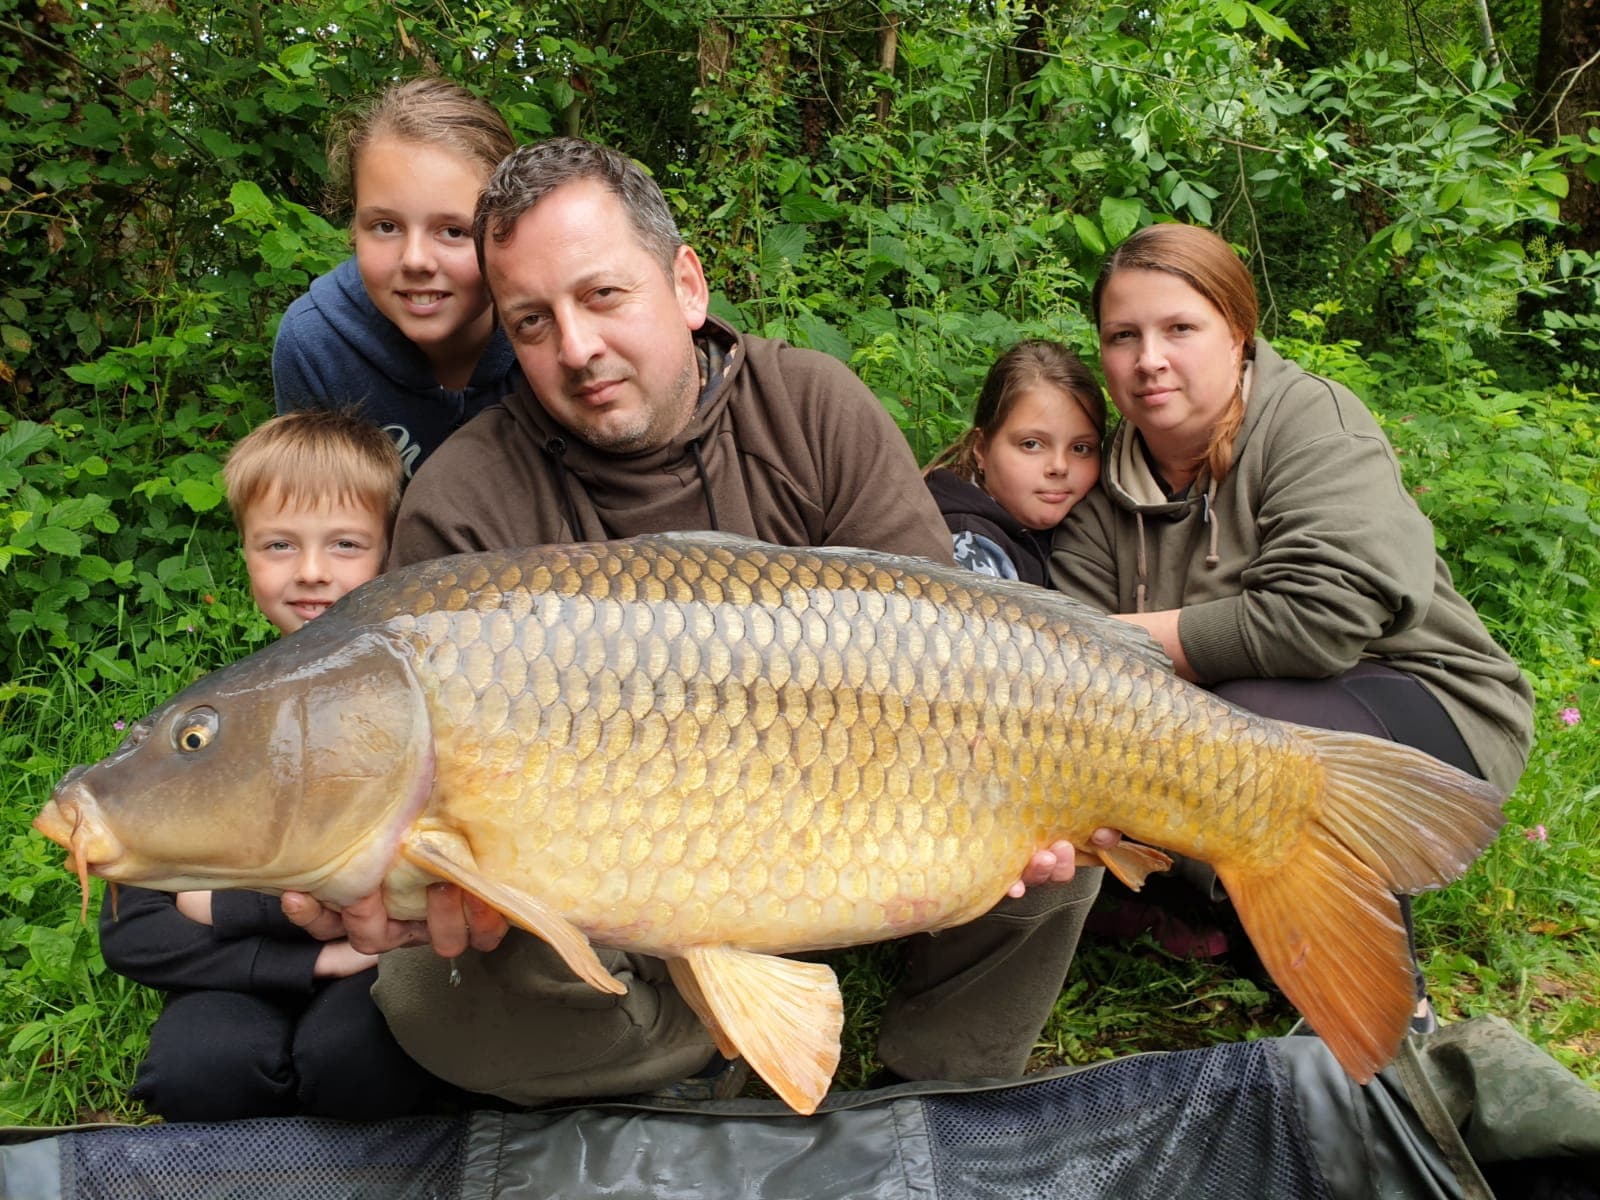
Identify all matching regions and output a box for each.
[35,533,1504,1114]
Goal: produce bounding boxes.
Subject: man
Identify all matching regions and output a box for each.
[286,138,1108,1103]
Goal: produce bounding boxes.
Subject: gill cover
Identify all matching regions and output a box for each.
[42,621,434,896]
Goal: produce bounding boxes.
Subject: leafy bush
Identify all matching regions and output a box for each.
[3,0,1597,1122]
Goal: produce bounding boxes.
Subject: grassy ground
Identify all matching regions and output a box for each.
[2,576,1596,1125]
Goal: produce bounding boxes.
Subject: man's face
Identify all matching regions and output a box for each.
[487,178,710,454]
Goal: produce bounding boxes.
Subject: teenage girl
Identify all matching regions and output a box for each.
[272,76,519,477]
[924,339,1107,585]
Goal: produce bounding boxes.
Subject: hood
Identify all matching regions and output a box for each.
[924,468,1035,540]
[1098,347,1280,610]
[494,315,744,533]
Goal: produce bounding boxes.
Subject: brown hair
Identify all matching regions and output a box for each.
[224,409,403,535]
[325,76,516,218]
[925,340,1106,481]
[1091,223,1258,483]
[475,138,684,277]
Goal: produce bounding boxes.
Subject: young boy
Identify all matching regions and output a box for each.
[99,409,456,1121]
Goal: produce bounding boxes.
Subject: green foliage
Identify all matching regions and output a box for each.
[2,0,1597,1122]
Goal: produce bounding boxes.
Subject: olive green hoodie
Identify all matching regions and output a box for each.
[1050,337,1532,794]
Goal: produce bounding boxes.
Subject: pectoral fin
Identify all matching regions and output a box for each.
[401,830,624,996]
[673,945,842,1115]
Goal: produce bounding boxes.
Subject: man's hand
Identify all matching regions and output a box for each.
[281,885,510,958]
[1006,828,1122,899]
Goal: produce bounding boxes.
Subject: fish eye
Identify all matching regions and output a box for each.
[174,707,219,753]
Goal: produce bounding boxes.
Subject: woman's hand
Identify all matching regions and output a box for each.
[1113,610,1196,680]
[1007,828,1123,898]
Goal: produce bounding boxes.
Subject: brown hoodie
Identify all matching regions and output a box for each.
[390,315,952,569]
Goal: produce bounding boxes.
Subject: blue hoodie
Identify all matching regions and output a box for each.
[272,257,520,477]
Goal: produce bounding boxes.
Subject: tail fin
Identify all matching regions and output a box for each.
[1216,730,1504,1082]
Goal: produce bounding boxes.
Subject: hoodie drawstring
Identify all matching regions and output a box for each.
[1135,478,1221,613]
[687,438,721,531]
[1134,512,1149,614]
[542,437,585,539]
[1202,477,1221,568]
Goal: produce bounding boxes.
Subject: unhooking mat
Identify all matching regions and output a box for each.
[2,1017,1595,1199]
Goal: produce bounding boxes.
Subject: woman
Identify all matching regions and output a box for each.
[1051,223,1533,1028]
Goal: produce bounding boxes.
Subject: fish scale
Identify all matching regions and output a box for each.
[35,532,1504,1115]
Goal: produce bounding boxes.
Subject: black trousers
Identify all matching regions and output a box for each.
[130,968,462,1122]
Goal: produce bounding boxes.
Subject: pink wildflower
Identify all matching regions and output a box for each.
[1559,707,1580,726]
[1524,825,1548,843]
[113,719,126,732]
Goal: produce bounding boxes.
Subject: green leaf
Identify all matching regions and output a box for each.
[779,194,844,224]
[31,526,83,557]
[1533,172,1569,199]
[1392,226,1414,256]
[175,478,225,513]
[761,224,808,269]
[1098,196,1143,244]
[2,325,31,354]
[1072,214,1107,255]
[226,180,275,226]
[278,42,320,78]
[63,361,126,388]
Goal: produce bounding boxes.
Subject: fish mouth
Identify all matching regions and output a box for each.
[34,775,125,923]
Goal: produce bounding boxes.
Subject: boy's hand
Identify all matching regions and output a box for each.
[312,939,381,980]
[175,890,214,925]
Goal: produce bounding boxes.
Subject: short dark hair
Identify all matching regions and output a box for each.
[473,138,683,277]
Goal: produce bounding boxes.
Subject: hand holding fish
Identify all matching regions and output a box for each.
[1009,831,1123,898]
[312,939,381,980]
[282,884,508,957]
[288,834,1107,956]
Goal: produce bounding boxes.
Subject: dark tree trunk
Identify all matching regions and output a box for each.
[1534,0,1600,249]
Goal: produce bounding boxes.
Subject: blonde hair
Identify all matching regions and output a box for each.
[224,409,403,534]
[325,76,516,218]
[926,340,1106,482]
[1092,223,1258,483]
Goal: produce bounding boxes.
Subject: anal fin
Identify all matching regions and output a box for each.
[673,945,843,1115]
[666,958,740,1059]
[1079,839,1173,890]
[401,829,624,996]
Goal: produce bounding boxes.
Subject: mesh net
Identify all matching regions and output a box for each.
[923,1041,1333,1200]
[61,1115,465,1200]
